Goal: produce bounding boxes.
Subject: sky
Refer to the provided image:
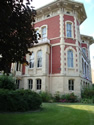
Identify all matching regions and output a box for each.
[31,0,94,69]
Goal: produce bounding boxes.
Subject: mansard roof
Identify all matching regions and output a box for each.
[36,0,87,24]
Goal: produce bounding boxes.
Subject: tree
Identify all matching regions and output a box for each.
[0,0,37,74]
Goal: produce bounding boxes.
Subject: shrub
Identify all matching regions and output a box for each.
[39,91,52,102]
[0,89,42,112]
[60,93,78,103]
[81,88,94,99]
[81,98,93,104]
[0,75,16,90]
[54,91,61,102]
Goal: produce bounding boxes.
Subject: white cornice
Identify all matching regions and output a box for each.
[36,0,87,24]
[81,35,94,45]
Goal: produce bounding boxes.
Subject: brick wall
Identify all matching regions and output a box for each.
[35,15,60,39]
[52,46,61,74]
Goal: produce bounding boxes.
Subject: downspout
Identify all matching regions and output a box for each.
[50,44,52,93]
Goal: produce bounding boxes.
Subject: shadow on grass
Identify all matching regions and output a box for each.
[0,103,94,125]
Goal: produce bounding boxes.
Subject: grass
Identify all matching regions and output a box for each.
[0,103,94,125]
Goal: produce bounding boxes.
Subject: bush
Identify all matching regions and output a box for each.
[54,91,61,102]
[60,93,78,103]
[39,91,52,102]
[0,89,42,112]
[81,98,93,104]
[0,75,16,90]
[81,88,94,99]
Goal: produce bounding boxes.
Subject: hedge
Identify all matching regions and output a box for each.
[0,89,42,112]
[0,75,16,90]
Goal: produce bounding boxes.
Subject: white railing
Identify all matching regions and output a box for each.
[38,37,50,43]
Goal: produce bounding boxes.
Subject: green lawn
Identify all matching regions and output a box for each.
[0,103,94,125]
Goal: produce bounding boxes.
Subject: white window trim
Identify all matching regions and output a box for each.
[41,25,48,40]
[67,50,74,68]
[37,50,42,68]
[82,47,87,56]
[65,21,74,39]
[68,79,74,91]
[28,79,33,90]
[29,52,34,69]
[35,27,40,40]
[36,79,42,90]
[65,47,75,69]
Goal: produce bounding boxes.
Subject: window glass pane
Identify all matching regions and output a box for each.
[36,29,39,40]
[29,52,34,68]
[37,51,42,67]
[69,80,74,90]
[28,79,33,89]
[37,79,41,90]
[16,80,20,89]
[66,23,72,38]
[67,50,73,68]
[42,27,47,40]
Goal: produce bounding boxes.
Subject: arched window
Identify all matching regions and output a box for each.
[41,26,47,41]
[28,79,33,89]
[29,52,34,68]
[82,48,86,56]
[66,22,72,38]
[36,79,41,90]
[68,80,74,90]
[67,50,73,68]
[37,50,42,67]
[36,29,39,40]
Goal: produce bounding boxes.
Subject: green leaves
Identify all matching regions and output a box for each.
[0,0,37,73]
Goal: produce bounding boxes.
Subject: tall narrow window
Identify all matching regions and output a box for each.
[82,59,84,74]
[37,50,42,67]
[36,29,39,40]
[66,22,72,38]
[85,62,86,76]
[16,62,21,71]
[28,79,33,89]
[82,48,86,56]
[36,79,41,90]
[42,27,47,41]
[69,80,74,90]
[29,52,34,68]
[16,79,20,89]
[67,50,73,68]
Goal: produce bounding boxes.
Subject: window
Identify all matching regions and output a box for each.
[85,62,86,76]
[28,79,33,89]
[66,22,72,38]
[29,52,34,68]
[16,62,21,71]
[82,59,84,74]
[36,79,41,90]
[36,29,39,40]
[69,80,74,90]
[67,50,73,68]
[82,48,86,56]
[41,27,47,41]
[16,79,20,89]
[37,50,42,67]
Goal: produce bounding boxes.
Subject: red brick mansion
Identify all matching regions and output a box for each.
[11,0,94,97]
